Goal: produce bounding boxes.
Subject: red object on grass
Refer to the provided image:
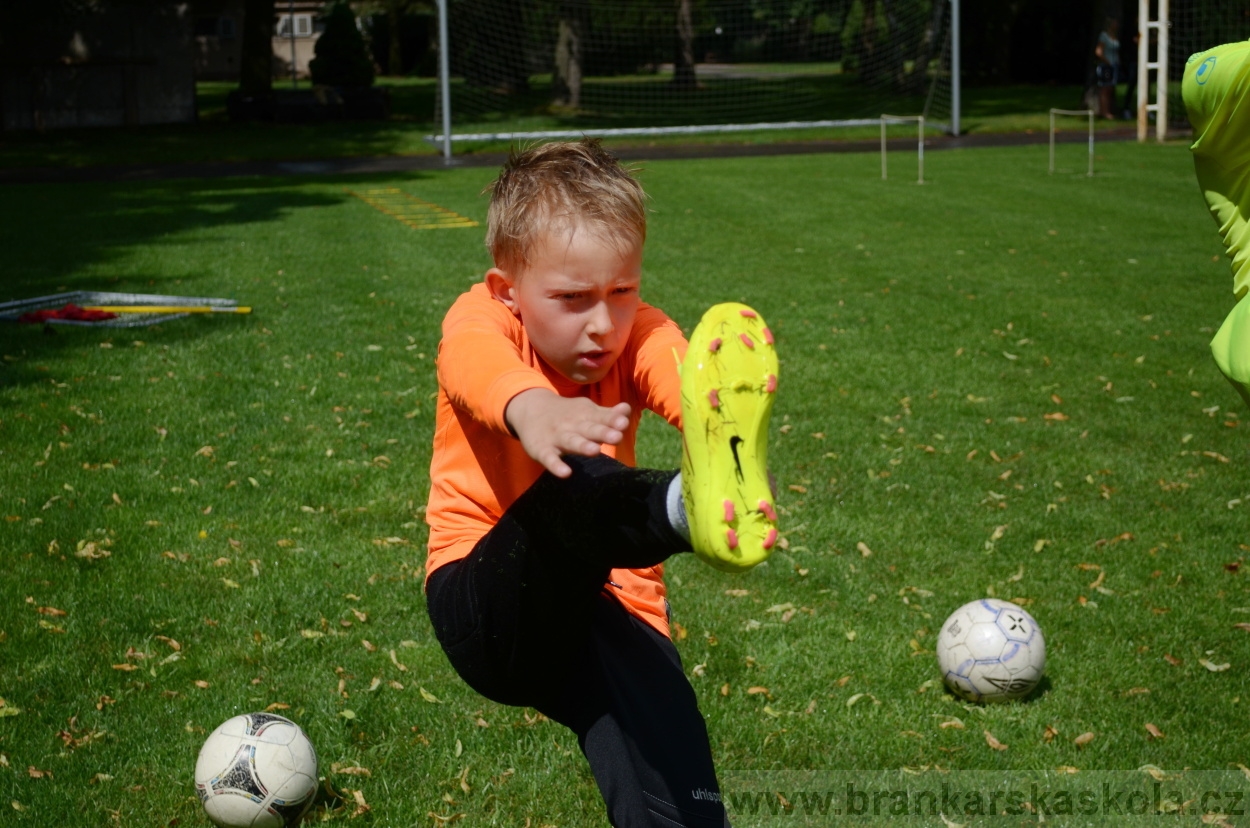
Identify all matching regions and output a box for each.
[18,304,118,324]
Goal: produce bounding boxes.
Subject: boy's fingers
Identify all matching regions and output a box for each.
[543,452,573,478]
[589,425,624,446]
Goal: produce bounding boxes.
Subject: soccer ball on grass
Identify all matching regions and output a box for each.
[194,712,319,827]
[935,598,1046,703]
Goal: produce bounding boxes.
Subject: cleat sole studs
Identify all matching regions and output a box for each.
[758,500,777,521]
[762,528,778,550]
[723,500,735,522]
[762,327,774,345]
[708,388,720,408]
[709,337,722,353]
[739,333,755,349]
[765,374,777,393]
[726,528,739,549]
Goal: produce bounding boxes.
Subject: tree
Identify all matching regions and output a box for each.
[552,1,588,106]
[672,0,696,89]
[238,0,275,97]
[310,1,376,86]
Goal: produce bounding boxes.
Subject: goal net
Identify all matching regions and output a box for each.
[430,0,955,150]
[1166,0,1250,124]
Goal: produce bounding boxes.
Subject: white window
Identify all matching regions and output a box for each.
[276,14,313,38]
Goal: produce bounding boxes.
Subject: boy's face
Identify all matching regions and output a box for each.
[487,226,642,384]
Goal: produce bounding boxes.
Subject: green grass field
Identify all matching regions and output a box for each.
[1,141,1247,826]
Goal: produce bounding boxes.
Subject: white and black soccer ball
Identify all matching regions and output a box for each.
[194,712,319,828]
[935,598,1046,703]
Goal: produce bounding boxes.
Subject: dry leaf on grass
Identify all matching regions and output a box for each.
[983,731,1007,751]
[1145,723,1165,740]
[1073,732,1095,747]
[333,765,372,777]
[1199,658,1231,672]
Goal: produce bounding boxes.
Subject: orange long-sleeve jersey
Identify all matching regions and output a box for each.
[425,282,688,637]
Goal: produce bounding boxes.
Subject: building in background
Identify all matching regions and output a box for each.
[193,1,327,82]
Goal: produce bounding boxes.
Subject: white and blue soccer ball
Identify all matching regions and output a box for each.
[194,712,319,828]
[936,598,1046,703]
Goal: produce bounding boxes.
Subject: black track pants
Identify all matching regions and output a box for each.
[426,454,729,827]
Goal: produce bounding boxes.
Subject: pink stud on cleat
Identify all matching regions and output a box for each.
[709,337,722,353]
[765,374,777,393]
[739,309,758,318]
[726,528,739,549]
[762,529,778,550]
[758,500,777,522]
[739,333,755,349]
[708,388,720,408]
[762,327,774,345]
[723,500,735,522]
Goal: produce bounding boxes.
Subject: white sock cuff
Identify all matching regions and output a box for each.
[666,473,690,543]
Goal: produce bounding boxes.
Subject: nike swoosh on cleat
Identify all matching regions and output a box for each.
[729,436,744,481]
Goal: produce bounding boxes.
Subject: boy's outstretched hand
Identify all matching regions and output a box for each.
[505,389,631,478]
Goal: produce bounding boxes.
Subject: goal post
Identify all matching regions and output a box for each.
[1048,108,1094,177]
[880,114,925,183]
[431,0,962,158]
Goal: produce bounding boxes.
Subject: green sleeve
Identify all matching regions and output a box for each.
[1183,40,1250,298]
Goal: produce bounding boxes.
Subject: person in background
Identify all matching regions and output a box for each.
[1094,17,1121,119]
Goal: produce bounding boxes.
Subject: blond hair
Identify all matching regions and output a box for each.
[484,139,646,272]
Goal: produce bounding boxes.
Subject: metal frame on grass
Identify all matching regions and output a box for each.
[1048,109,1094,177]
[880,114,925,184]
[0,291,245,328]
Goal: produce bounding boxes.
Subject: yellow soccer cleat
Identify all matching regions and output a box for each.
[680,303,780,572]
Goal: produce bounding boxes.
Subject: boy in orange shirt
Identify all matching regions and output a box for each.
[424,139,779,827]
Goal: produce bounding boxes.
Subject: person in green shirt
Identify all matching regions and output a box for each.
[1183,39,1250,406]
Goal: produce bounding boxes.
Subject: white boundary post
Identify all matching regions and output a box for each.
[950,0,961,136]
[1048,108,1094,176]
[881,115,925,183]
[1137,0,1170,143]
[436,0,453,162]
